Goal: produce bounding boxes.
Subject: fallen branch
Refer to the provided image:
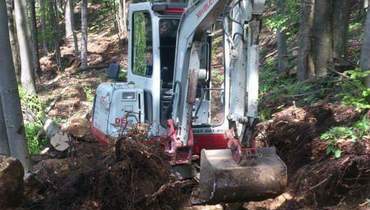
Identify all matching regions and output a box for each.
[308,177,328,191]
[76,64,109,74]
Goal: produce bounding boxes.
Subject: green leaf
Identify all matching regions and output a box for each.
[334,150,342,159]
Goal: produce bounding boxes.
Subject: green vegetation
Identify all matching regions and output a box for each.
[83,86,95,102]
[133,12,149,76]
[25,123,48,155]
[19,87,47,154]
[259,58,328,120]
[265,0,300,36]
[19,86,45,125]
[260,60,370,119]
[339,69,370,110]
[321,116,370,158]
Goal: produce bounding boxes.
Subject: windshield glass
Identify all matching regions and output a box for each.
[159,19,180,83]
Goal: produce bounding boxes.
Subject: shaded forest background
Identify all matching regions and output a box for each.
[0,0,369,209]
[1,0,369,171]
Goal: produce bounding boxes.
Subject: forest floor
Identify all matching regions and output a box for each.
[8,2,370,210]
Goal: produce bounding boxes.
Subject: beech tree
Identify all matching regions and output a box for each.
[14,0,36,94]
[5,0,21,81]
[39,0,48,54]
[29,0,41,78]
[65,0,79,55]
[49,0,62,70]
[81,0,88,69]
[312,0,333,77]
[297,0,351,80]
[117,0,127,37]
[0,0,31,170]
[297,0,315,80]
[360,6,370,87]
[276,0,288,73]
[65,0,74,37]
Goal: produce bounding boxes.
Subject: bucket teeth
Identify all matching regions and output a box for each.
[195,147,287,205]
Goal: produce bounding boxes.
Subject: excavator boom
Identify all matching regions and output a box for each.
[170,0,288,204]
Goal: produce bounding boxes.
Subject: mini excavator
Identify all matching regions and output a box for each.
[92,0,287,204]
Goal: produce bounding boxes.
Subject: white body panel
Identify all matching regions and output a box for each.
[93,83,145,138]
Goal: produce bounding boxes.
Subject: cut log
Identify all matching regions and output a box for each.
[62,111,92,139]
[50,133,70,152]
[43,119,70,152]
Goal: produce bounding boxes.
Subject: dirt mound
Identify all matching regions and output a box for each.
[256,104,362,174]
[24,139,192,210]
[253,104,370,209]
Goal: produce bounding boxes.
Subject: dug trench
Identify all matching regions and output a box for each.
[1,104,369,210]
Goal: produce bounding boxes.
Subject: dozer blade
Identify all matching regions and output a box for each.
[194,147,287,205]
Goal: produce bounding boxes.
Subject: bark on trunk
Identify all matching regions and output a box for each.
[276,0,289,74]
[117,0,127,37]
[80,0,88,69]
[312,0,333,77]
[65,0,73,37]
[29,0,41,78]
[360,7,370,87]
[297,0,315,80]
[332,0,351,64]
[5,0,21,81]
[14,0,36,94]
[65,0,79,55]
[0,0,31,170]
[39,0,48,54]
[0,97,10,156]
[50,0,62,70]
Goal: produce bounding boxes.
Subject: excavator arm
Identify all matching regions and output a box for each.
[169,0,287,204]
[171,0,233,146]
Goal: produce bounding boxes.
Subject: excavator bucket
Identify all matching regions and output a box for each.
[194,147,287,204]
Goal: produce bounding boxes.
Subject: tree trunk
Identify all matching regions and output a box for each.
[312,0,333,77]
[80,0,88,69]
[0,0,31,170]
[5,0,21,81]
[65,0,79,56]
[117,0,127,37]
[14,0,36,94]
[50,0,62,70]
[39,0,48,54]
[65,0,73,37]
[276,0,289,74]
[332,0,351,64]
[29,0,41,78]
[0,96,10,156]
[297,0,315,80]
[360,7,370,87]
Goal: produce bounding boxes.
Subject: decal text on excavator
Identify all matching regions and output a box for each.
[196,0,216,17]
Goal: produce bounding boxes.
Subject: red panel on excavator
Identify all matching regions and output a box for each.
[165,8,184,14]
[193,134,228,156]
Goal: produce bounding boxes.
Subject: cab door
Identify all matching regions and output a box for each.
[127,3,162,135]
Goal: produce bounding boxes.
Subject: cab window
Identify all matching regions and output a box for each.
[132,12,153,77]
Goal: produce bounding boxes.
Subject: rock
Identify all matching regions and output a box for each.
[0,156,24,209]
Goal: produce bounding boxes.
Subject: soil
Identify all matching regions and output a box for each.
[23,137,193,210]
[250,104,370,210]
